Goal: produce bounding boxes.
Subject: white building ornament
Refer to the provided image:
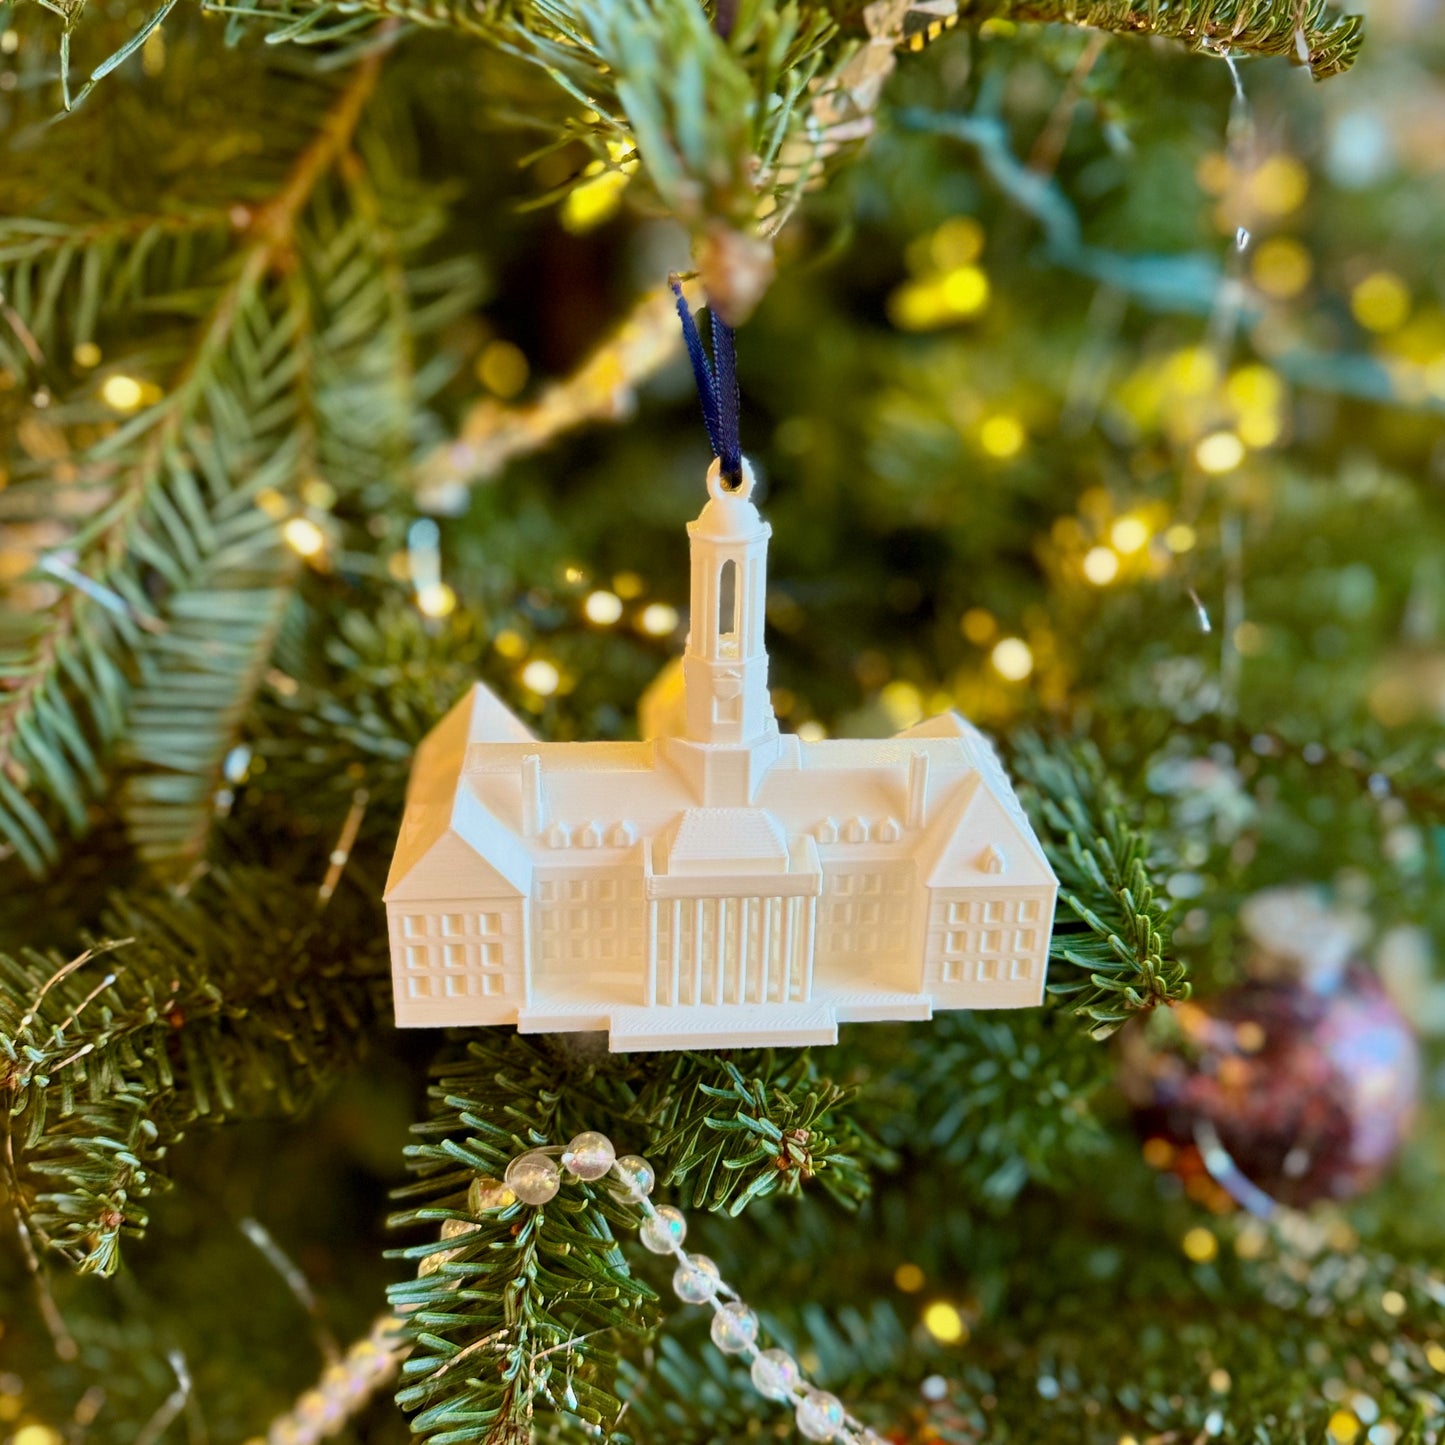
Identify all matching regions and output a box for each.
[385,458,1058,1051]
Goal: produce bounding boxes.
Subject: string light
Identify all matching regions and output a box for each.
[1182,1226,1219,1263]
[416,583,457,619]
[1082,546,1120,585]
[520,659,560,696]
[1251,236,1313,299]
[584,590,623,624]
[989,637,1033,681]
[283,517,327,559]
[477,340,529,398]
[100,374,147,411]
[1195,431,1245,474]
[613,571,644,599]
[893,1263,925,1293]
[1351,273,1411,333]
[960,607,996,644]
[978,413,1025,459]
[493,629,527,660]
[921,1301,967,1344]
[639,602,679,636]
[1109,515,1151,554]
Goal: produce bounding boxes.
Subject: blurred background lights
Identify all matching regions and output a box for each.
[1251,236,1313,299]
[979,413,1025,459]
[561,164,631,233]
[282,517,326,558]
[493,628,527,660]
[1351,272,1411,333]
[1083,546,1120,585]
[584,589,624,625]
[990,636,1033,681]
[100,374,146,411]
[73,341,101,368]
[477,339,529,398]
[639,602,679,636]
[893,1262,925,1293]
[416,582,457,619]
[1165,523,1197,553]
[521,659,560,696]
[1109,515,1151,554]
[795,720,827,742]
[922,1301,968,1344]
[960,607,996,644]
[1195,430,1246,474]
[929,216,984,268]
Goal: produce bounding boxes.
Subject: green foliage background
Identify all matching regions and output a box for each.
[1,0,1443,1440]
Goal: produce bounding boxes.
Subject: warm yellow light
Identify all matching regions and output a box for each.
[1326,1409,1361,1444]
[1195,151,1232,196]
[1109,516,1151,554]
[960,607,996,644]
[1164,523,1197,553]
[1182,1226,1219,1263]
[493,628,527,660]
[417,582,457,619]
[254,487,289,520]
[796,720,827,741]
[1250,154,1309,218]
[1236,410,1282,448]
[922,1301,968,1344]
[73,341,102,368]
[888,268,989,331]
[584,589,623,625]
[1227,364,1284,413]
[1163,347,1218,396]
[880,680,924,729]
[478,340,529,399]
[1426,1342,1445,1372]
[561,168,631,233]
[978,413,1025,459]
[1351,272,1410,334]
[1082,546,1120,585]
[941,266,989,316]
[990,637,1033,681]
[13,1428,63,1445]
[1195,431,1245,475]
[282,517,326,558]
[893,1262,926,1293]
[1251,236,1313,299]
[639,602,679,637]
[929,216,985,270]
[100,374,146,411]
[613,571,645,599]
[1208,1368,1231,1393]
[521,659,560,696]
[1381,1289,1406,1317]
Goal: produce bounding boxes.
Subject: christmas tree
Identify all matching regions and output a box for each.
[3,0,1444,1440]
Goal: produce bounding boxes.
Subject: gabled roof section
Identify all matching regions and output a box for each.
[386,684,534,899]
[919,775,1053,888]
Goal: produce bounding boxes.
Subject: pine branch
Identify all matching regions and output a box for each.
[1010,734,1189,1038]
[387,1038,657,1444]
[631,1052,882,1215]
[0,867,388,1274]
[961,0,1362,77]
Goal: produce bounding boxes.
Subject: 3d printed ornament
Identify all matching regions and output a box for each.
[384,457,1057,1051]
[1126,888,1420,1210]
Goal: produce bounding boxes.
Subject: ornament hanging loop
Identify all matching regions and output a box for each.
[670,274,743,490]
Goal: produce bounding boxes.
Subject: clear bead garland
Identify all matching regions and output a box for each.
[503,1133,884,1445]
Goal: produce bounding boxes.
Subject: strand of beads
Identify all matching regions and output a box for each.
[244,1314,407,1445]
[504,1133,882,1445]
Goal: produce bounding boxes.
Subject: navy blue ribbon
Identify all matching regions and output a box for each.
[670,278,742,488]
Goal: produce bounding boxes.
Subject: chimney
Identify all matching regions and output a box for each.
[907,751,930,830]
[520,753,546,835]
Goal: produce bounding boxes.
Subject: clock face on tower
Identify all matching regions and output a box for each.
[384,458,1057,1052]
